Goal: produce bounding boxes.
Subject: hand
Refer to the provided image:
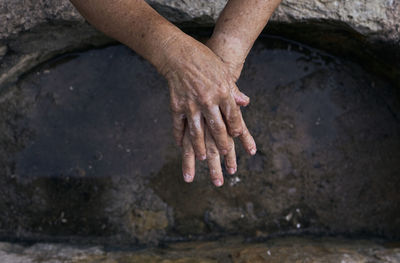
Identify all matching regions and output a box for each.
[179,37,257,187]
[161,34,253,159]
[181,117,237,186]
[182,115,256,187]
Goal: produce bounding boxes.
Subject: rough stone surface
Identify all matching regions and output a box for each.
[1,0,399,42]
[0,37,399,245]
[1,0,399,92]
[272,0,400,43]
[0,237,399,263]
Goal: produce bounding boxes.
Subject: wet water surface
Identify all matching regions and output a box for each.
[0,36,399,245]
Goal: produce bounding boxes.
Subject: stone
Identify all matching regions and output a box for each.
[0,237,399,263]
[0,0,398,42]
[1,0,399,92]
[271,0,400,43]
[0,45,7,57]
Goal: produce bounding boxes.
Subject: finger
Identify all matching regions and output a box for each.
[205,125,224,187]
[224,136,237,175]
[220,91,244,137]
[172,112,185,146]
[239,113,257,155]
[187,107,207,160]
[182,127,195,183]
[203,105,231,155]
[169,86,185,146]
[232,86,250,107]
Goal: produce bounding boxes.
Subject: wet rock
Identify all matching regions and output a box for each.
[0,37,399,244]
[0,237,399,263]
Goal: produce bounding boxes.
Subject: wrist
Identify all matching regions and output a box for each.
[154,29,196,78]
[207,32,247,67]
[207,33,247,81]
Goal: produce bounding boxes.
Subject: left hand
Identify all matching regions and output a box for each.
[179,37,257,187]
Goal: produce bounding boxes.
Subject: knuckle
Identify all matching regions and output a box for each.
[212,124,225,133]
[210,170,222,180]
[213,125,226,134]
[206,147,219,158]
[224,143,233,153]
[226,158,236,167]
[189,128,202,138]
[182,151,192,159]
[198,95,213,108]
[170,100,183,113]
[227,110,240,123]
[218,86,230,99]
[193,144,204,153]
[230,126,243,137]
[217,142,231,154]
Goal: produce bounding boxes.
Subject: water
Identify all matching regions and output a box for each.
[0,35,399,245]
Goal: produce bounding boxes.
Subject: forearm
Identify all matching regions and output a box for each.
[70,0,184,72]
[208,0,282,67]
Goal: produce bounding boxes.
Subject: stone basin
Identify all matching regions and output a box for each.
[1,236,400,263]
[0,33,399,251]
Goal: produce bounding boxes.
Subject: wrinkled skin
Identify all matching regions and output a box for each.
[159,35,257,186]
[176,0,282,187]
[161,35,256,157]
[180,41,256,186]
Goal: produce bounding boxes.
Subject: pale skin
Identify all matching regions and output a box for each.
[70,0,282,187]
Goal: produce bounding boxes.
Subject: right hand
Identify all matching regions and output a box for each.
[160,34,256,160]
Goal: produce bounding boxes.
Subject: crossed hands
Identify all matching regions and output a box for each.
[160,34,257,187]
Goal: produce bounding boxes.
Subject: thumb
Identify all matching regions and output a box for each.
[232,86,250,107]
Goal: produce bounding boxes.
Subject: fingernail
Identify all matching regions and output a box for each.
[228,168,235,175]
[250,148,257,155]
[241,93,250,102]
[232,131,241,137]
[199,155,206,161]
[221,149,228,155]
[213,179,223,187]
[183,173,192,182]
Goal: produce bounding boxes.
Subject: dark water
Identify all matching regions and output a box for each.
[0,36,399,244]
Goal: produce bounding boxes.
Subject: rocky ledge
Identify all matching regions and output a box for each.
[0,0,399,90]
[1,237,400,263]
[1,0,399,42]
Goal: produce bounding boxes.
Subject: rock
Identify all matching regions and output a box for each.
[0,0,84,39]
[0,45,7,57]
[0,0,398,42]
[0,36,399,245]
[1,0,399,91]
[0,237,399,263]
[271,0,400,43]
